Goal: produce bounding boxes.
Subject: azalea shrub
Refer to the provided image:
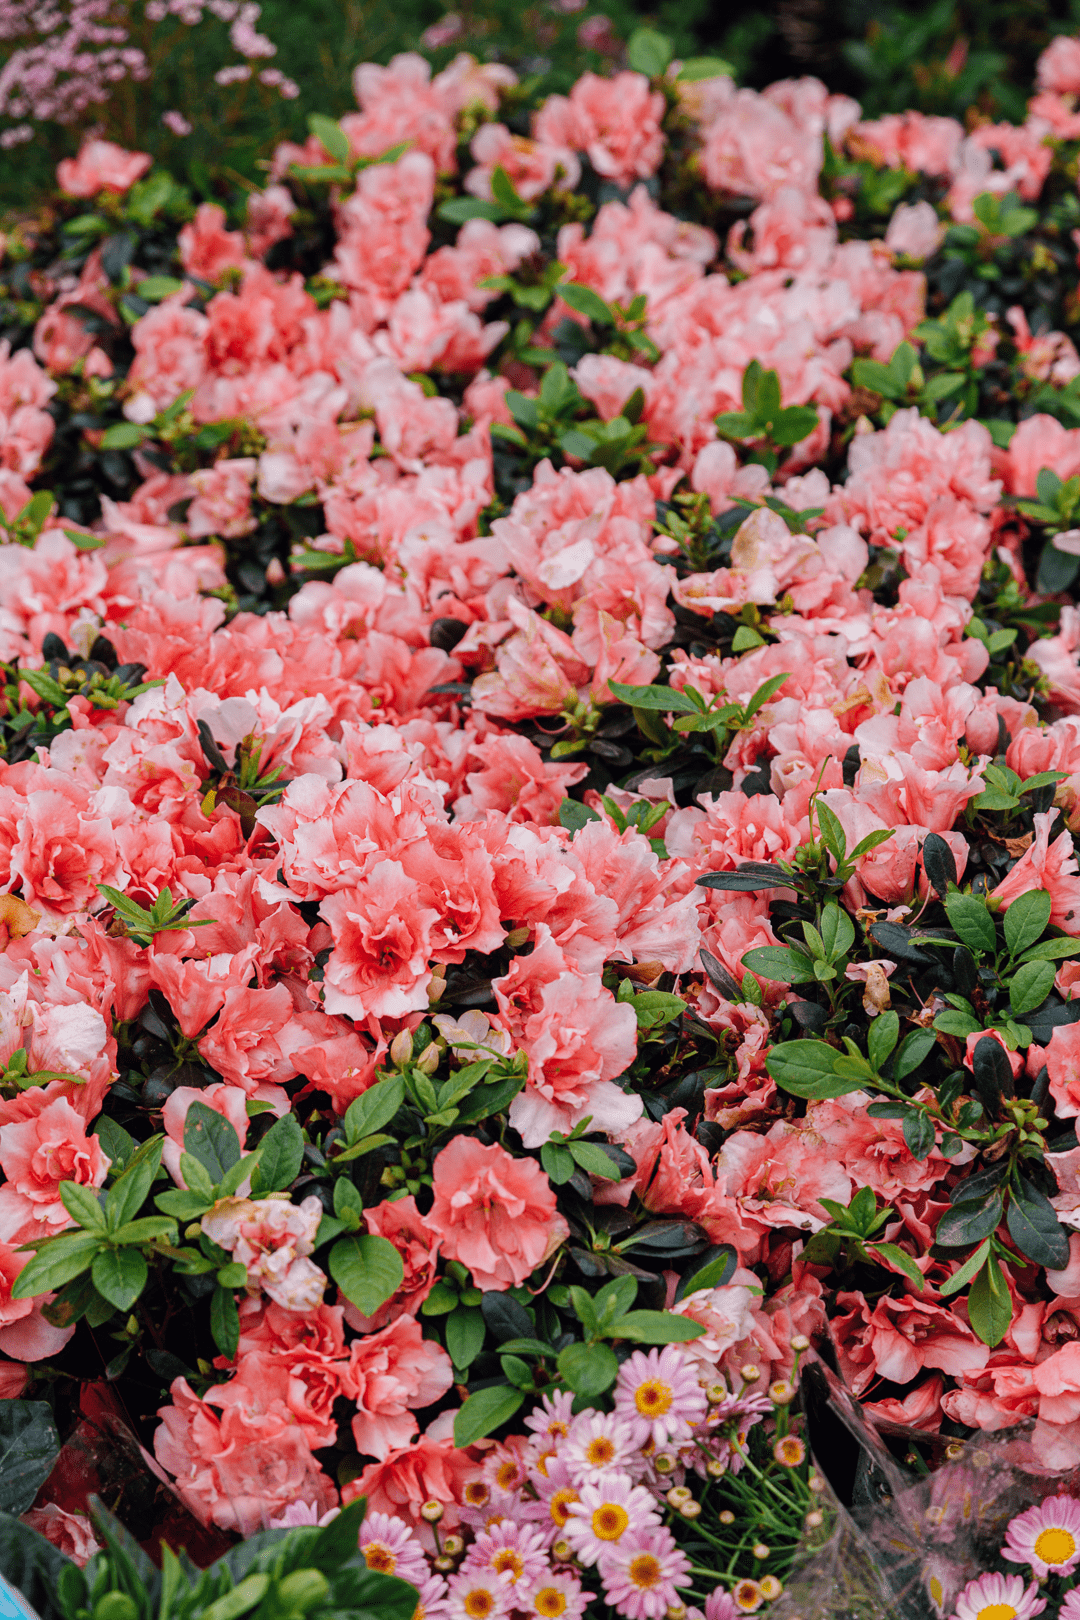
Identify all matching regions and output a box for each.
[12,16,1080,1620]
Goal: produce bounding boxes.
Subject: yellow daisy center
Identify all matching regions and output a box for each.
[492,1550,524,1581]
[592,1503,630,1541]
[975,1605,1016,1620]
[465,1481,490,1506]
[635,1379,673,1417]
[1035,1527,1077,1566]
[464,1593,496,1620]
[534,1592,566,1618]
[550,1489,579,1527]
[496,1461,521,1489]
[363,1545,396,1574]
[585,1436,616,1466]
[629,1554,663,1590]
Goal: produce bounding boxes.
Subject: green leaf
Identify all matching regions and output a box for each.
[99,422,147,450]
[935,1193,1004,1248]
[454,1385,525,1447]
[1004,890,1052,956]
[111,1217,177,1244]
[819,900,855,962]
[328,1233,404,1318]
[608,1311,707,1344]
[607,681,698,713]
[558,799,600,833]
[1019,937,1080,963]
[677,55,735,80]
[1007,1177,1070,1270]
[540,1142,576,1185]
[558,281,612,324]
[104,1136,163,1230]
[10,1231,102,1298]
[343,1074,405,1144]
[627,25,672,75]
[439,197,506,224]
[568,1141,623,1180]
[445,1306,486,1371]
[741,946,817,984]
[902,1111,935,1162]
[868,1242,924,1290]
[136,275,185,302]
[968,1253,1012,1348]
[894,1028,937,1081]
[938,1238,992,1298]
[60,1182,106,1234]
[184,1102,240,1183]
[0,1402,60,1513]
[90,1247,147,1311]
[1009,959,1057,1018]
[557,1341,619,1398]
[249,1112,303,1195]
[867,1010,899,1072]
[766,1040,865,1099]
[676,1246,737,1298]
[308,112,351,164]
[210,1284,240,1360]
[93,1116,135,1173]
[944,890,996,955]
[629,991,686,1029]
[420,1281,459,1317]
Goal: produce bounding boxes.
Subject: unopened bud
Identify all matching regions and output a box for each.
[679,1500,701,1520]
[791,1334,810,1351]
[94,1597,139,1620]
[667,1605,687,1620]
[706,1458,727,1478]
[441,1535,464,1557]
[706,1381,727,1403]
[416,1042,440,1074]
[769,1380,795,1406]
[666,1486,692,1507]
[719,1510,735,1525]
[808,1473,825,1494]
[740,1363,761,1383]
[421,1499,444,1523]
[653,1451,677,1474]
[945,1442,964,1462]
[805,1511,824,1530]
[433,1556,455,1573]
[389,1029,413,1067]
[752,1542,770,1560]
[551,1539,572,1562]
[759,1577,783,1600]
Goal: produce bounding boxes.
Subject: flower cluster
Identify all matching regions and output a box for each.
[9,18,1080,1617]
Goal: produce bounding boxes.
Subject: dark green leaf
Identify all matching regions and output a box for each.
[867,1011,899,1072]
[557,1341,619,1398]
[10,1231,102,1298]
[343,1074,404,1144]
[104,1135,163,1230]
[741,946,817,984]
[454,1386,525,1447]
[210,1284,240,1360]
[971,1034,1015,1114]
[949,1160,1009,1205]
[938,1238,991,1297]
[628,991,686,1029]
[868,1242,924,1289]
[902,1111,936,1162]
[0,1509,75,1620]
[541,1142,576,1184]
[1007,1177,1070,1270]
[558,800,600,833]
[609,1311,707,1344]
[695,863,787,891]
[1009,960,1057,1018]
[568,1141,623,1180]
[60,1182,106,1234]
[608,681,698,713]
[921,832,958,897]
[766,1040,865,1099]
[1004,890,1052,956]
[0,1404,60,1513]
[968,1253,1012,1348]
[675,1246,737,1299]
[481,1291,534,1343]
[935,1193,1004,1248]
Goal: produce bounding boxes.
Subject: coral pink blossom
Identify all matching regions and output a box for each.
[427,1135,569,1291]
[342,1315,454,1460]
[57,140,151,197]
[0,1095,109,1243]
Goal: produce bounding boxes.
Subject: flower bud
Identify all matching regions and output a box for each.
[679,1500,701,1520]
[653,1451,678,1474]
[433,1556,456,1573]
[791,1334,810,1351]
[759,1577,783,1600]
[808,1473,825,1494]
[667,1605,688,1620]
[420,1499,444,1523]
[752,1542,770,1559]
[739,1363,761,1383]
[719,1510,735,1525]
[442,1536,464,1557]
[551,1539,572,1562]
[706,1458,727,1478]
[94,1597,139,1620]
[389,1029,413,1067]
[416,1042,440,1074]
[706,1381,727,1403]
[666,1486,692,1507]
[769,1379,795,1406]
[805,1510,824,1529]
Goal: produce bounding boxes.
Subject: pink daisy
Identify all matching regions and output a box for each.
[705,1593,739,1620]
[614,1345,708,1449]
[413,1573,450,1620]
[531,1456,584,1547]
[359,1510,430,1587]
[563,1472,661,1566]
[950,1571,1046,1620]
[446,1567,515,1620]
[524,1389,576,1449]
[1061,1595,1080,1619]
[459,1483,533,1534]
[521,1569,590,1620]
[563,1410,637,1484]
[599,1524,692,1620]
[462,1520,550,1598]
[481,1436,532,1494]
[1003,1493,1080,1578]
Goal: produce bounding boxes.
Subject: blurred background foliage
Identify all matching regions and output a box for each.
[4,0,1080,209]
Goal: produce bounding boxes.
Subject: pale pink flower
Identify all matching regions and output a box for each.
[1003,1494,1080,1578]
[563,1410,637,1483]
[563,1473,661,1565]
[201,1195,326,1311]
[358,1510,431,1585]
[613,1346,708,1449]
[950,1572,1045,1620]
[599,1525,692,1620]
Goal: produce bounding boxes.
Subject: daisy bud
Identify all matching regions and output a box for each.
[739,1363,761,1383]
[680,1500,702,1520]
[805,1511,824,1529]
[719,1510,735,1525]
[769,1379,795,1406]
[808,1473,825,1494]
[653,1451,678,1474]
[706,1381,727,1402]
[442,1536,464,1557]
[666,1487,692,1507]
[667,1606,688,1620]
[552,1539,572,1562]
[433,1556,455,1573]
[945,1442,964,1462]
[421,1500,444,1523]
[707,1458,727,1478]
[759,1577,783,1600]
[753,1542,770,1559]
[389,1029,413,1066]
[791,1334,810,1351]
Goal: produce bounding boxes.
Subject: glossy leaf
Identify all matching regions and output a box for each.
[1003,889,1052,956]
[184,1102,240,1183]
[1007,1177,1071,1270]
[90,1247,147,1311]
[329,1233,404,1318]
[944,891,996,955]
[557,1341,619,1398]
[766,1040,864,1099]
[249,1112,303,1195]
[608,1311,706,1344]
[968,1253,1012,1348]
[0,1403,60,1513]
[454,1385,525,1447]
[935,1193,1004,1248]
